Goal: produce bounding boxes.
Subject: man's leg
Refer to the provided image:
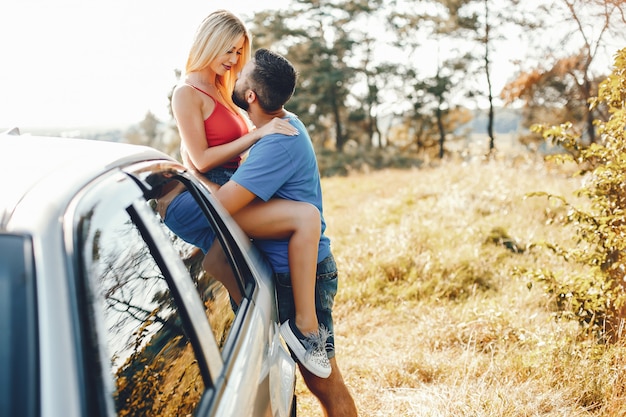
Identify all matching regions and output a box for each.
[298,358,358,417]
[275,254,358,415]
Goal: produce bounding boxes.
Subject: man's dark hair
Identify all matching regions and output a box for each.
[250,48,297,112]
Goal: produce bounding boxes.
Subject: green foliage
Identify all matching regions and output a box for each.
[528,48,626,342]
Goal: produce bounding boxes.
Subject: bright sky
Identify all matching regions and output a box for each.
[0,0,288,130]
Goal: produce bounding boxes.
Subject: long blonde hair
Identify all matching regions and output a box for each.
[185,10,251,113]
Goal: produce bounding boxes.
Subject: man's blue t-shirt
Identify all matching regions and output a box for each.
[230,113,331,273]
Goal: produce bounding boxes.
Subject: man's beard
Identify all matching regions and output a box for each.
[232,88,249,111]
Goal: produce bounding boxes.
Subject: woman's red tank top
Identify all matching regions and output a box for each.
[188,84,249,170]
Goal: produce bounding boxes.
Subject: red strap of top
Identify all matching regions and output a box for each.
[186,83,212,97]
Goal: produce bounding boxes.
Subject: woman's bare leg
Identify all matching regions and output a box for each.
[202,240,243,306]
[233,199,320,334]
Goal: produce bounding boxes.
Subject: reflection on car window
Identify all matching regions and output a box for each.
[79,200,204,416]
[148,178,239,351]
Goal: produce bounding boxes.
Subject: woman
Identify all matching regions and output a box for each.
[164,9,330,378]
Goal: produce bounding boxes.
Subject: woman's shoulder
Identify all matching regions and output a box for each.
[172,83,198,100]
[172,83,216,117]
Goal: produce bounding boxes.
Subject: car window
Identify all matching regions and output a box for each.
[75,176,209,417]
[145,178,240,351]
[0,234,38,417]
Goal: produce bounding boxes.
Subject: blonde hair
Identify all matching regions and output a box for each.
[185,10,251,112]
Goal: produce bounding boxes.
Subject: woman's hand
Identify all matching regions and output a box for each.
[181,145,201,173]
[254,117,298,139]
[180,145,220,193]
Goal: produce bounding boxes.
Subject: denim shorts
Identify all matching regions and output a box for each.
[164,191,216,254]
[203,167,236,186]
[274,254,339,359]
[163,167,235,254]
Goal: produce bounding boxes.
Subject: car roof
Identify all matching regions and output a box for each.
[0,131,174,230]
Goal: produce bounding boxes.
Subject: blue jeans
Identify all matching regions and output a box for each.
[274,254,338,359]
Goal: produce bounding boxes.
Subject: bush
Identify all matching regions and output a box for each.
[528,48,626,342]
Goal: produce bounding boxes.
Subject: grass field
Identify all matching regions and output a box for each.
[295,154,626,416]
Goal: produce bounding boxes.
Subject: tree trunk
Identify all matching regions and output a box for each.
[484,0,495,154]
[584,76,596,143]
[332,96,346,151]
[437,104,445,159]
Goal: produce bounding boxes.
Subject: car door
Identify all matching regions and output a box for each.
[67,161,293,417]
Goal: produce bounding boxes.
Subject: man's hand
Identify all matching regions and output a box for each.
[254,117,298,138]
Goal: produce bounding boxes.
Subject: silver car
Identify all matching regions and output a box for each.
[0,130,296,417]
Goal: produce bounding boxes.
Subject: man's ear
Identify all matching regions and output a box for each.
[247,90,256,103]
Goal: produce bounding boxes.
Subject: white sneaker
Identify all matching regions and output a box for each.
[280,319,331,378]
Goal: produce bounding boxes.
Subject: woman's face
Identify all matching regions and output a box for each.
[210,34,245,77]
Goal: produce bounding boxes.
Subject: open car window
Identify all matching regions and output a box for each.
[145,176,244,351]
[71,168,256,417]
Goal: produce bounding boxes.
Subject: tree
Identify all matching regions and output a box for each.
[417,56,472,158]
[389,0,481,158]
[140,111,159,144]
[437,0,538,155]
[348,4,392,149]
[250,1,361,151]
[352,41,383,149]
[501,0,626,144]
[478,0,496,153]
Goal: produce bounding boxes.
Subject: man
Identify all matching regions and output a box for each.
[212,48,358,416]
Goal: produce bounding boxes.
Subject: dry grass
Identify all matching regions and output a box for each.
[295,155,626,416]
